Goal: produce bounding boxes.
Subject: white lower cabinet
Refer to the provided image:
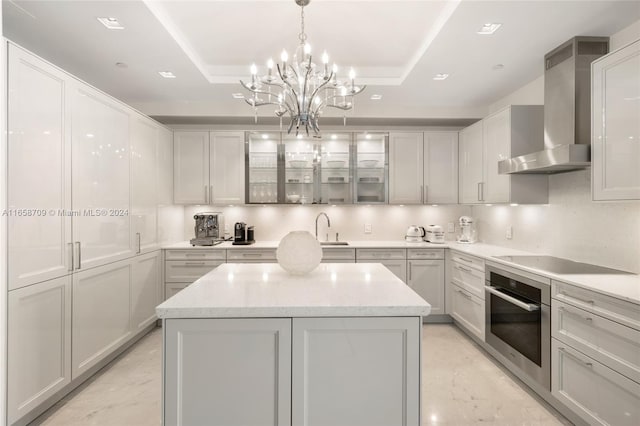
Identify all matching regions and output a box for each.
[164,318,292,426]
[552,339,640,426]
[292,317,420,426]
[165,283,190,299]
[72,260,132,379]
[356,249,407,283]
[131,251,162,331]
[408,260,445,315]
[164,260,224,283]
[450,284,485,340]
[8,276,72,425]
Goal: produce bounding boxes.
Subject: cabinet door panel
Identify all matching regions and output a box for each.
[131,116,158,253]
[8,276,72,425]
[389,132,423,204]
[408,260,445,315]
[424,132,458,204]
[72,260,132,378]
[592,40,640,200]
[356,259,407,283]
[459,121,483,204]
[174,131,209,204]
[210,132,245,205]
[157,127,173,206]
[292,317,420,426]
[164,318,291,426]
[483,109,511,203]
[131,251,161,331]
[450,284,485,340]
[164,282,190,301]
[72,85,133,269]
[7,45,72,289]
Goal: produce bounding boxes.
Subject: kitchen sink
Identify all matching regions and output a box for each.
[320,241,349,246]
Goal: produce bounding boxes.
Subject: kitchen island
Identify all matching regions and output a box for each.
[156,262,431,426]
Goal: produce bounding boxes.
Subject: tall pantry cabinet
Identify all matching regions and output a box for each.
[6,43,165,425]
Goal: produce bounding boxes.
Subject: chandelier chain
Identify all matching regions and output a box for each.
[298,5,306,44]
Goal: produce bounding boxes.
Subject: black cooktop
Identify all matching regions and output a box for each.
[493,255,632,275]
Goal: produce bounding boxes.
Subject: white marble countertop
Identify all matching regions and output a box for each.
[156,263,431,319]
[162,240,640,305]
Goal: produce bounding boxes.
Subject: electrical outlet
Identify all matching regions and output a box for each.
[364,223,372,234]
[506,225,513,240]
[447,222,455,233]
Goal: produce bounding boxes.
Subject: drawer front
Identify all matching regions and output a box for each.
[322,248,356,261]
[450,284,485,341]
[553,281,640,331]
[165,261,223,283]
[552,301,640,383]
[407,249,444,260]
[165,283,190,301]
[164,249,226,261]
[356,260,407,283]
[450,261,485,299]
[552,339,640,426]
[227,249,277,262]
[356,249,406,261]
[450,251,485,272]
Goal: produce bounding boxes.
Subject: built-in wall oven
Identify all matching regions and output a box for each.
[485,264,551,390]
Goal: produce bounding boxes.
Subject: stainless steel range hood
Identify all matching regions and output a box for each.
[499,37,609,174]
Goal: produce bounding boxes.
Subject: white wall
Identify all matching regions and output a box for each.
[475,20,640,273]
[184,204,471,242]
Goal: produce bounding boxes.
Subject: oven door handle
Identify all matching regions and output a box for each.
[485,286,540,312]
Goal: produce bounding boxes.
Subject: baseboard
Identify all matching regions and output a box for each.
[12,323,158,426]
[423,314,452,324]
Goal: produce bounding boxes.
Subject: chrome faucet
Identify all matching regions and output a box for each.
[315,212,331,241]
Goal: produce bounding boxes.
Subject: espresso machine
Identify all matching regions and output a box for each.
[190,213,225,246]
[456,216,477,244]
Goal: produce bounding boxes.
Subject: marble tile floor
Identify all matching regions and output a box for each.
[32,324,571,426]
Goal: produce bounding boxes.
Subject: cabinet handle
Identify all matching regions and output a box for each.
[457,257,473,264]
[559,347,593,367]
[204,185,209,203]
[185,253,206,257]
[457,289,472,299]
[210,185,213,204]
[420,185,424,203]
[424,185,428,203]
[75,242,81,269]
[185,262,206,265]
[477,183,482,201]
[136,232,141,254]
[560,291,595,305]
[480,182,484,201]
[409,262,412,281]
[242,253,262,257]
[559,306,593,322]
[68,243,74,271]
[456,265,473,273]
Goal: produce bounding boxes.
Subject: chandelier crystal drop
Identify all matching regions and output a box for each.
[240,0,366,135]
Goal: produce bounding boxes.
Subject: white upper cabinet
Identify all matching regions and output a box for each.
[459,106,548,204]
[592,39,640,201]
[389,132,424,204]
[210,132,245,205]
[459,121,484,204]
[157,127,174,206]
[131,115,158,253]
[7,44,73,290]
[174,131,210,204]
[389,131,458,205]
[424,132,459,204]
[71,83,133,269]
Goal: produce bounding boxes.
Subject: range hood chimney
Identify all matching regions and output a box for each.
[499,36,609,174]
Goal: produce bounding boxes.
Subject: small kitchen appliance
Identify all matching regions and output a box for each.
[405,225,425,243]
[190,213,225,246]
[425,225,445,244]
[456,216,477,244]
[233,222,255,245]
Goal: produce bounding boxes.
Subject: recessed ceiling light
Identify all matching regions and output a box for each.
[433,73,449,81]
[492,64,505,71]
[97,17,124,30]
[370,94,382,100]
[115,62,128,68]
[365,134,372,140]
[331,134,337,140]
[232,93,245,99]
[261,134,268,139]
[477,23,502,35]
[158,71,176,79]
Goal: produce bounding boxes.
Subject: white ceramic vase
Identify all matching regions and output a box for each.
[276,231,322,275]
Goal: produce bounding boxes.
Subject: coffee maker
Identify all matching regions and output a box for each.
[456,216,477,244]
[190,213,225,246]
[232,222,255,245]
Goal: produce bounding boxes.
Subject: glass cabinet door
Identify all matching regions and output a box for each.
[283,134,317,204]
[246,132,280,204]
[319,133,353,204]
[355,133,388,203]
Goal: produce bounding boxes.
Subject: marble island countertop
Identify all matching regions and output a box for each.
[162,240,640,305]
[156,263,431,319]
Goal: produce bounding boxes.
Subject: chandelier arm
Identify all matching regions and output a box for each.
[305,70,334,111]
[239,79,259,92]
[350,85,367,95]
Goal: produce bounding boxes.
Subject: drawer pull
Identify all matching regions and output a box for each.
[185,253,207,257]
[457,289,472,299]
[242,253,263,257]
[560,292,595,305]
[456,265,473,273]
[457,257,473,263]
[559,306,593,322]
[559,347,594,367]
[184,262,206,265]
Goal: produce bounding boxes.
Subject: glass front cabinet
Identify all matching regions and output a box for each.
[245,132,388,204]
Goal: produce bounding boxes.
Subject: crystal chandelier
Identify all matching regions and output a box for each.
[240,0,366,135]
